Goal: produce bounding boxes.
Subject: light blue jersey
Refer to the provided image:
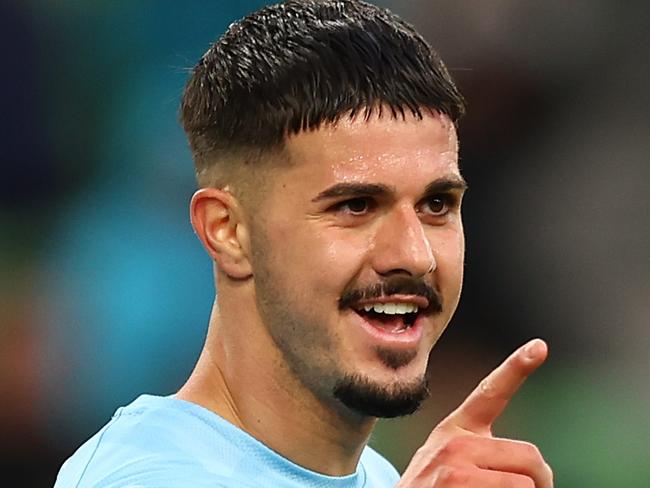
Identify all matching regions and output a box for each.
[55,395,400,487]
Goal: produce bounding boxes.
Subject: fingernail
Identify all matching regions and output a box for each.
[524,339,541,360]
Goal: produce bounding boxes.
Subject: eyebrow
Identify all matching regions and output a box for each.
[423,176,468,195]
[311,183,393,202]
[311,176,468,203]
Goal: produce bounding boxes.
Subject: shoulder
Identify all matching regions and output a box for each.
[54,395,241,488]
[360,445,401,487]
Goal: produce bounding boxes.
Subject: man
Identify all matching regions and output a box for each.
[56,1,553,486]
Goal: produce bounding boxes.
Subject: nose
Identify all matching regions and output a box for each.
[370,205,435,278]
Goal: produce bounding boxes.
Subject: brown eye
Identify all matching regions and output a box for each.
[422,196,448,216]
[341,198,370,214]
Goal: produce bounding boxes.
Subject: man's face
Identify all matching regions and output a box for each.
[248,111,465,418]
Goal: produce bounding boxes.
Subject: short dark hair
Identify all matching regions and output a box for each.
[180,0,465,184]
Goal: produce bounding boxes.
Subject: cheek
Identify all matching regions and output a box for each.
[264,222,368,295]
[311,230,371,297]
[322,230,369,268]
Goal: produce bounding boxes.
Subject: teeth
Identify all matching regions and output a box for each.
[360,303,419,314]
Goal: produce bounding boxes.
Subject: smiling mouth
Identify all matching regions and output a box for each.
[353,302,421,334]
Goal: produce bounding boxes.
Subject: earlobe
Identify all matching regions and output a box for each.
[190,188,253,279]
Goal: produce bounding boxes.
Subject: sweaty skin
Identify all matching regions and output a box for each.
[178,110,552,486]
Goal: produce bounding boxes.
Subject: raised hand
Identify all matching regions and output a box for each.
[397,339,553,487]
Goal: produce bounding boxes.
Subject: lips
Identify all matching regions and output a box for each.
[350,295,427,345]
[352,294,430,312]
[356,307,417,333]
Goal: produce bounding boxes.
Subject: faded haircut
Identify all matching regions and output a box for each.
[180,0,465,187]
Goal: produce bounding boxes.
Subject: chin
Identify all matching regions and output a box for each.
[330,349,430,418]
[333,370,430,418]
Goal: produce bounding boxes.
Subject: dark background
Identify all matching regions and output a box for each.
[1,1,648,486]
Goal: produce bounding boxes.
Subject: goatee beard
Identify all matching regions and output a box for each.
[333,374,429,418]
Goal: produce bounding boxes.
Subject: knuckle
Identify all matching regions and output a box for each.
[520,441,543,463]
[478,377,506,401]
[478,378,497,399]
[545,462,555,482]
[435,465,470,486]
[411,444,433,465]
[437,435,471,460]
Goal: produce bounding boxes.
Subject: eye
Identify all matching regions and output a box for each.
[420,195,450,216]
[338,198,371,215]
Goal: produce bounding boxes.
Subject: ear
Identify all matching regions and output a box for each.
[190,188,252,279]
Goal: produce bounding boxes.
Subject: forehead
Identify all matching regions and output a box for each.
[283,111,460,187]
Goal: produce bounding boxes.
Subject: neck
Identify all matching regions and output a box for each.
[177,297,377,476]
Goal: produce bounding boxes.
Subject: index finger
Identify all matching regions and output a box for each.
[447,338,548,433]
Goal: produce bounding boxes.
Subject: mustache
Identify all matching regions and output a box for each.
[338,275,443,313]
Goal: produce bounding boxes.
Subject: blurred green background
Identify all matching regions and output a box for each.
[1,1,648,486]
